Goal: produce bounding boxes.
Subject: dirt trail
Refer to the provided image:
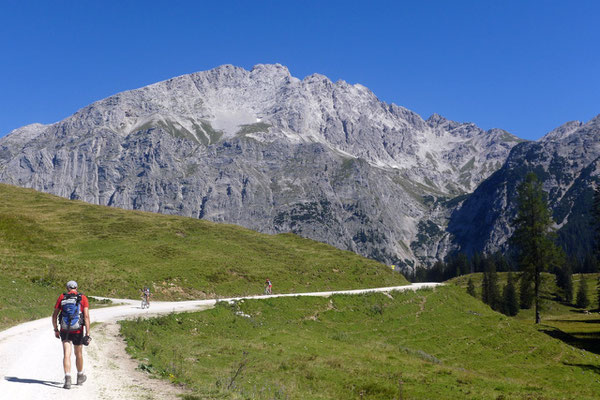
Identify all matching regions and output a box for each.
[0,283,440,399]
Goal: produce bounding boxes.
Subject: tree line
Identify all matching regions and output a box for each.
[410,174,600,323]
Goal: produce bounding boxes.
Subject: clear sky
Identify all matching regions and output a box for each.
[1,0,599,140]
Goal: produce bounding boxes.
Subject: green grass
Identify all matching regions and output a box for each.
[120,286,600,399]
[0,183,407,328]
[0,276,59,331]
[0,276,114,331]
[451,272,600,356]
[451,273,600,317]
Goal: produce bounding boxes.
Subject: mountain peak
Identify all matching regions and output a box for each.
[586,114,600,127]
[303,73,332,84]
[426,113,449,128]
[250,63,291,77]
[540,120,584,142]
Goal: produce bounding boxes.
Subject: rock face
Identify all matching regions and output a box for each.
[0,64,522,268]
[448,116,600,259]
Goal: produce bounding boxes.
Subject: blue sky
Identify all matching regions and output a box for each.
[1,1,599,140]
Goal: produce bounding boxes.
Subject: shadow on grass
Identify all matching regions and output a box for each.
[551,319,600,324]
[568,308,599,315]
[563,363,600,375]
[540,327,600,355]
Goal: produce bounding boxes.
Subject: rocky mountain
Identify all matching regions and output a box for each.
[0,64,522,268]
[448,115,600,260]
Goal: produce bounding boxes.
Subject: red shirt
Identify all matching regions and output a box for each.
[55,290,89,333]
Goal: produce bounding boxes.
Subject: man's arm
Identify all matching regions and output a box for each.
[83,307,90,336]
[52,308,60,338]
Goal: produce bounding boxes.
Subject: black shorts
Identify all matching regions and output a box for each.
[60,331,84,345]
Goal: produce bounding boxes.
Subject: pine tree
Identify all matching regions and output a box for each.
[467,277,476,298]
[593,188,600,259]
[582,253,598,273]
[555,260,574,304]
[576,275,590,309]
[430,260,445,282]
[501,272,519,316]
[493,251,510,272]
[481,269,489,305]
[482,258,500,310]
[510,173,564,323]
[564,263,574,304]
[519,272,534,309]
[593,188,600,310]
[597,274,600,311]
[472,252,483,273]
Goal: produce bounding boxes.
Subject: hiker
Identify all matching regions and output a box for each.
[51,280,91,389]
[140,286,151,308]
[265,278,273,295]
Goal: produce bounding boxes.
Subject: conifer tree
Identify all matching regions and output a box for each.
[502,271,519,316]
[555,260,574,304]
[597,274,600,311]
[576,275,590,309]
[582,253,599,273]
[593,188,600,258]
[482,258,500,310]
[493,251,510,272]
[472,252,483,273]
[519,272,534,309]
[467,277,476,298]
[593,188,600,309]
[481,269,489,305]
[511,172,564,323]
[564,263,574,304]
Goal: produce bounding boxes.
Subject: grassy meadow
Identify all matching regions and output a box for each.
[452,272,600,356]
[4,183,600,399]
[0,276,112,331]
[0,183,406,328]
[120,285,600,400]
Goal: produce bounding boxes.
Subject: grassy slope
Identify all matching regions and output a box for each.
[0,277,111,331]
[0,183,407,329]
[452,272,600,355]
[121,285,600,400]
[0,276,59,331]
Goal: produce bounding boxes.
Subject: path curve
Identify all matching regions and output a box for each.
[0,283,440,399]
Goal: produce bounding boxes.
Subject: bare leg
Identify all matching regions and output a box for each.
[74,345,84,373]
[62,341,72,374]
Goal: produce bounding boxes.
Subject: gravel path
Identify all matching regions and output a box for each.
[0,283,440,399]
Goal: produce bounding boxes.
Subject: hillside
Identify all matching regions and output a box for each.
[451,272,600,355]
[120,285,600,399]
[0,183,407,328]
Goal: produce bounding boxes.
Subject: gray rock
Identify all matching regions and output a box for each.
[448,115,600,259]
[0,64,521,269]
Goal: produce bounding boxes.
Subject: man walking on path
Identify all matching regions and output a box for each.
[51,280,91,389]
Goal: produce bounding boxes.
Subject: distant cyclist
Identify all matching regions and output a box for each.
[140,287,151,308]
[52,280,91,389]
[265,279,272,295]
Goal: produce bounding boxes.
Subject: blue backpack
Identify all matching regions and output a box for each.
[59,292,83,331]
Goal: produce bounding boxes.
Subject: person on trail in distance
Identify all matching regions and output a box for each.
[51,280,91,389]
[141,286,151,307]
[265,278,273,295]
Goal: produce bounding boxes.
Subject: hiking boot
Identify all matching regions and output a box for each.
[63,375,72,389]
[77,373,87,385]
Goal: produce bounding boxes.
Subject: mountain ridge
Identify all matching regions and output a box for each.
[448,115,600,259]
[0,64,532,267]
